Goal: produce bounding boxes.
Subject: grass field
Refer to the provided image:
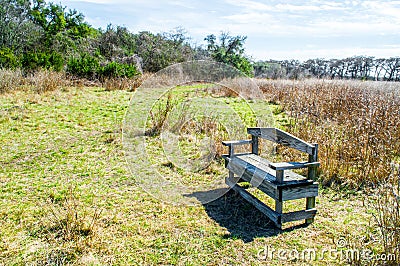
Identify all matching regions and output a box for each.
[0,83,396,265]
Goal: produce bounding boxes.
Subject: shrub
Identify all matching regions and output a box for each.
[102,77,138,91]
[66,53,100,79]
[21,51,64,71]
[48,52,64,72]
[145,92,177,136]
[0,48,20,69]
[99,61,138,79]
[370,165,400,264]
[36,186,103,262]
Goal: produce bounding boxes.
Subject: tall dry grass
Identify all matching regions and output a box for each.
[102,73,151,91]
[257,79,400,188]
[29,69,67,93]
[37,186,103,263]
[370,164,400,265]
[0,68,23,93]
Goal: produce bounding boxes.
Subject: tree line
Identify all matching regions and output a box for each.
[254,56,400,81]
[0,0,253,79]
[1,0,399,81]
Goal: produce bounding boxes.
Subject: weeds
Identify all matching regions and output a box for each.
[102,75,147,92]
[30,69,66,93]
[369,164,400,265]
[0,68,23,93]
[37,186,103,261]
[178,115,229,158]
[145,92,177,136]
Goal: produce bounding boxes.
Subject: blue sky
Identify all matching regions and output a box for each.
[58,0,400,61]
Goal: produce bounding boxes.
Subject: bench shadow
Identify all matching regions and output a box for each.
[185,189,308,243]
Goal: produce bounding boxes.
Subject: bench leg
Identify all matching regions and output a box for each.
[305,197,315,224]
[229,170,234,179]
[275,200,283,229]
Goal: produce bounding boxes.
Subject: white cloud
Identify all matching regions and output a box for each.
[274,3,343,12]
[223,0,273,11]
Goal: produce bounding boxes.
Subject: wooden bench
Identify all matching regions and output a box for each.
[222,127,319,229]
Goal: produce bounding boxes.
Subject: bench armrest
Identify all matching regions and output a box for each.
[222,139,252,157]
[269,161,320,171]
[222,140,252,146]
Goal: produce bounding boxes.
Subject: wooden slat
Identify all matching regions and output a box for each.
[247,127,315,155]
[306,197,316,224]
[222,139,252,146]
[269,161,320,170]
[281,183,319,201]
[226,177,281,227]
[276,170,284,183]
[282,209,317,223]
[306,143,318,224]
[233,154,313,185]
[227,157,279,200]
[251,135,259,155]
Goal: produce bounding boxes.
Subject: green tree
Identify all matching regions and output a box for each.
[135,29,194,72]
[30,0,94,52]
[0,0,40,53]
[97,24,136,59]
[204,32,253,76]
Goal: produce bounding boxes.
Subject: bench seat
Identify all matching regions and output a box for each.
[222,153,318,201]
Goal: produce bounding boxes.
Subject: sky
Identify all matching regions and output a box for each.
[57,0,400,61]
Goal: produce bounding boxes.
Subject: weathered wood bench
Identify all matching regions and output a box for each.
[222,127,319,229]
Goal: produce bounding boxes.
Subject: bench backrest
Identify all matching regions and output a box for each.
[247,127,317,156]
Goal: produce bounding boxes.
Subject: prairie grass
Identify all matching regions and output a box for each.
[33,186,103,263]
[102,75,147,91]
[257,79,400,188]
[29,69,66,93]
[0,68,23,93]
[145,92,177,136]
[368,164,400,265]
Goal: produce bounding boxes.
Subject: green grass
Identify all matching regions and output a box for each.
[0,86,385,265]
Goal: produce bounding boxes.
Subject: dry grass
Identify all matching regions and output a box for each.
[32,186,103,263]
[178,115,229,158]
[102,75,149,92]
[145,92,178,136]
[29,69,67,93]
[0,68,23,93]
[368,164,400,265]
[202,84,239,98]
[257,79,400,188]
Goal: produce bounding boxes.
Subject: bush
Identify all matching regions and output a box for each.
[99,61,138,79]
[48,52,64,72]
[66,53,100,79]
[67,54,139,81]
[0,48,20,69]
[22,51,64,71]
